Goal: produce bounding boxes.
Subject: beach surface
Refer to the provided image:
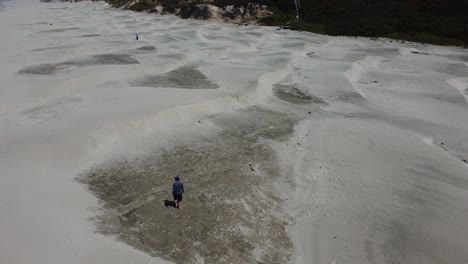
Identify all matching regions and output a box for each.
[1,1,468,264]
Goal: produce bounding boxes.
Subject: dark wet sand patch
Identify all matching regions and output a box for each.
[78,108,294,264]
[18,63,72,75]
[273,84,326,105]
[91,54,139,65]
[135,45,157,51]
[18,54,139,75]
[19,22,50,26]
[130,66,218,89]
[42,27,79,33]
[30,44,75,52]
[77,34,100,38]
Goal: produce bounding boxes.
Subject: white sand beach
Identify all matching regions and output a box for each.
[1,1,468,264]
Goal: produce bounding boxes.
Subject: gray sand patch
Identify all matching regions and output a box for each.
[242,32,264,38]
[273,84,326,105]
[375,162,468,264]
[130,66,218,89]
[115,15,131,19]
[433,63,467,77]
[18,54,139,75]
[353,48,399,57]
[160,35,179,44]
[407,164,468,188]
[21,97,83,122]
[158,53,184,60]
[78,108,294,264]
[382,211,468,264]
[420,93,467,104]
[281,42,306,50]
[335,91,366,103]
[440,54,468,62]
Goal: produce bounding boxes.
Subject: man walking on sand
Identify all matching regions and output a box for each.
[172,176,184,209]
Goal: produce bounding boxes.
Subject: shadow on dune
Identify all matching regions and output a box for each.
[163,200,177,208]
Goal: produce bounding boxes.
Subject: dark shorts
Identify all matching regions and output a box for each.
[173,192,183,202]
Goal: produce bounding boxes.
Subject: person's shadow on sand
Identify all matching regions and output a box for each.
[163,200,177,208]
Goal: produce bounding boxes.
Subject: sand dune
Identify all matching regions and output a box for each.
[1,1,468,264]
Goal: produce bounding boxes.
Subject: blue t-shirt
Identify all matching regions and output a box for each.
[172,181,184,195]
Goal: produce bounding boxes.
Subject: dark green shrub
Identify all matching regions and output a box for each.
[128,0,155,11]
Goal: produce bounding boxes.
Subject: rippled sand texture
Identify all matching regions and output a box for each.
[1,1,468,264]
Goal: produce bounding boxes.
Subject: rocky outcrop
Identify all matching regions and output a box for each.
[222,3,272,24]
[105,0,272,25]
[180,4,215,20]
[180,3,271,24]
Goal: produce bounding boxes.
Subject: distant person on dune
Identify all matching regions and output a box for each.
[172,176,184,209]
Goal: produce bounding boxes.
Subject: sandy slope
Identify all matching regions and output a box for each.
[1,1,468,264]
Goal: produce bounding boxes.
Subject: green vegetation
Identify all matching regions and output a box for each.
[283,0,468,46]
[128,1,154,12]
[106,0,468,46]
[257,0,468,46]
